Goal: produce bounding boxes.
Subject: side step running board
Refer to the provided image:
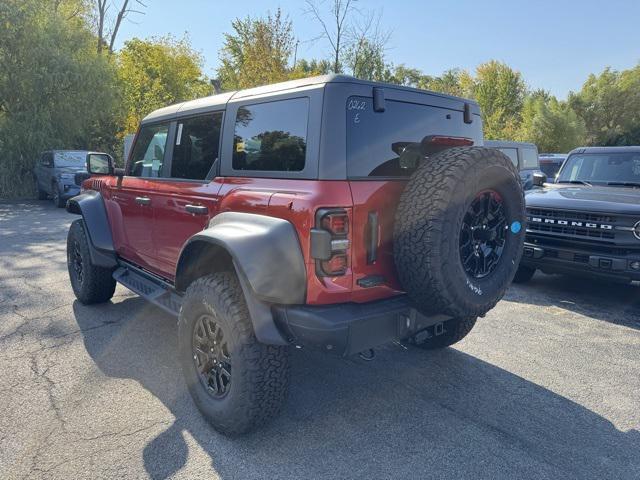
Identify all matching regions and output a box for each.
[113,266,182,317]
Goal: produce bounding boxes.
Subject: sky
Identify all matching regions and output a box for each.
[115,0,640,99]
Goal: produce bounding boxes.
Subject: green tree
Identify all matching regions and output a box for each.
[517,94,586,152]
[569,64,640,146]
[467,61,527,140]
[118,36,212,134]
[345,37,386,81]
[0,0,120,198]
[218,9,295,90]
[289,58,332,79]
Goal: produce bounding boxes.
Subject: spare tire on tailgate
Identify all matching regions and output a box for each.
[394,147,525,318]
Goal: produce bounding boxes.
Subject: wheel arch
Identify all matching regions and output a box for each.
[174,212,307,345]
[66,190,117,268]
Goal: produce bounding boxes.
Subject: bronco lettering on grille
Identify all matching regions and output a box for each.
[529,217,613,230]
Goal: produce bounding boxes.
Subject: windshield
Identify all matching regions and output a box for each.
[557,152,640,186]
[54,151,87,168]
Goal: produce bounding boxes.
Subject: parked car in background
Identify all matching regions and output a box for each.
[515,146,640,284]
[539,153,567,180]
[34,150,92,207]
[65,74,526,435]
[485,140,545,190]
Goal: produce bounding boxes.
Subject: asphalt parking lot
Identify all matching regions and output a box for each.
[0,201,638,480]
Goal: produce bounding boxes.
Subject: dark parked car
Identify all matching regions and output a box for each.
[65,75,525,434]
[539,153,567,180]
[34,150,91,207]
[485,140,546,190]
[515,146,640,284]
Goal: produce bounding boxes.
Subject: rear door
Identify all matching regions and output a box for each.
[152,112,225,278]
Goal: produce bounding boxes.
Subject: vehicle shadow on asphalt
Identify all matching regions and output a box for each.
[72,298,639,480]
[506,272,640,330]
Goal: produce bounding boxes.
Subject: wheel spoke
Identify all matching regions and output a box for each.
[192,315,231,399]
[459,190,506,279]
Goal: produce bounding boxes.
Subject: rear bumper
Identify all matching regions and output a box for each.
[272,295,452,356]
[521,241,640,281]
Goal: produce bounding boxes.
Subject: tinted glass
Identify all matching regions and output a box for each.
[557,153,640,185]
[540,161,561,178]
[346,96,481,178]
[498,148,519,168]
[128,124,169,177]
[169,112,223,180]
[232,98,308,172]
[521,147,539,169]
[55,151,86,167]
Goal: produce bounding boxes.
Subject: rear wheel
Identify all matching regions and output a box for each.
[512,265,536,284]
[67,219,116,304]
[178,272,290,436]
[394,147,525,318]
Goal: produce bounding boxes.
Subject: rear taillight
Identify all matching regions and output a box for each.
[310,208,350,276]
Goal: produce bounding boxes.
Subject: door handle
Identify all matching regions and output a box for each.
[135,196,151,206]
[185,204,208,215]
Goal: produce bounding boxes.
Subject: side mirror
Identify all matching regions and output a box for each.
[532,171,547,187]
[86,153,118,176]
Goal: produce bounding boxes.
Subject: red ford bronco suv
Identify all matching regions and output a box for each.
[66,75,525,435]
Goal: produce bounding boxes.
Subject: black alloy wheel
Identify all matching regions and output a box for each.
[459,190,507,279]
[192,314,232,399]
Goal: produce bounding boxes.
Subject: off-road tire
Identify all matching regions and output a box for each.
[67,219,116,304]
[394,147,525,318]
[52,182,65,208]
[178,272,290,436]
[413,316,478,350]
[512,265,536,284]
[34,178,48,200]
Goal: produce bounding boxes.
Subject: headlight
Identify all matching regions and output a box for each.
[634,221,640,241]
[58,173,75,182]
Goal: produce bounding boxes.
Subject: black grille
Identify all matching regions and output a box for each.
[526,208,616,240]
[74,172,91,185]
[527,208,617,223]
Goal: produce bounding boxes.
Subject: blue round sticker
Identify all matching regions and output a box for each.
[510,221,522,234]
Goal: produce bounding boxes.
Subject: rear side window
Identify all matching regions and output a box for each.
[498,148,519,168]
[521,147,539,169]
[346,96,480,178]
[232,98,308,172]
[128,123,169,177]
[169,112,223,180]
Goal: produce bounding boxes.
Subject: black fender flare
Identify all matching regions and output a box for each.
[175,212,307,345]
[66,190,117,268]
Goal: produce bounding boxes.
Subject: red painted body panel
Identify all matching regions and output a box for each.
[90,174,408,305]
[348,181,406,302]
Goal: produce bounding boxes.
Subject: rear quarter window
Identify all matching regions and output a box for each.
[346,96,480,178]
[232,98,308,172]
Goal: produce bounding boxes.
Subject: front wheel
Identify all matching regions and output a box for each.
[178,272,290,436]
[67,219,116,304]
[34,178,48,200]
[52,183,65,208]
